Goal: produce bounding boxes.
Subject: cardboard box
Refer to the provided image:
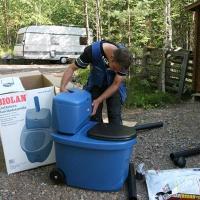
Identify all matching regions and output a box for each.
[0,71,55,174]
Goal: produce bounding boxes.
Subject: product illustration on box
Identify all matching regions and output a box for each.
[20,96,53,163]
[1,77,14,87]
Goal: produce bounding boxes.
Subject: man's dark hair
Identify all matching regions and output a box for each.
[113,48,133,70]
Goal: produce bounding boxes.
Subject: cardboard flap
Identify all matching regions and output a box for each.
[0,77,25,95]
[0,71,54,91]
[20,74,53,90]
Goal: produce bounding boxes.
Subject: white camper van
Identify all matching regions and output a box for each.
[13,25,93,63]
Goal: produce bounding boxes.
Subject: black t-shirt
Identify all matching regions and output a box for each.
[75,41,127,76]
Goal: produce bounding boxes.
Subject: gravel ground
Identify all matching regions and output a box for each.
[0,65,200,200]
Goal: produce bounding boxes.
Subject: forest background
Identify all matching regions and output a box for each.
[0,0,196,53]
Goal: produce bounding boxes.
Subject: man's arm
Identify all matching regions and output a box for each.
[91,74,125,115]
[60,63,79,92]
[60,45,92,92]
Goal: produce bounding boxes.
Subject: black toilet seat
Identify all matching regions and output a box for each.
[87,123,137,141]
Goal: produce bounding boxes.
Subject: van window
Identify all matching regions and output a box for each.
[80,36,88,45]
[16,34,24,44]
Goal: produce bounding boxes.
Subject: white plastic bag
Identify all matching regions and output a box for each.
[145,168,200,200]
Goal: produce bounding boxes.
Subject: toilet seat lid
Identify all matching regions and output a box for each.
[87,123,136,141]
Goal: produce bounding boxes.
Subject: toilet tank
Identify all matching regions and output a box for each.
[52,88,92,134]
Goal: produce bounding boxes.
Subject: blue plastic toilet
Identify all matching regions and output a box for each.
[52,89,91,134]
[50,88,137,191]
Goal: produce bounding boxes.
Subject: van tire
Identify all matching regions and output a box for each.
[60,57,68,64]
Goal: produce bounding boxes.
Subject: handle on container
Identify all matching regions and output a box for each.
[34,96,40,112]
[66,89,74,93]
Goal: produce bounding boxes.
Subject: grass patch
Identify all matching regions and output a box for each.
[125,78,179,109]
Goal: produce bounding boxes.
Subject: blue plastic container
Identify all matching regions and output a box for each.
[52,88,91,134]
[51,121,137,191]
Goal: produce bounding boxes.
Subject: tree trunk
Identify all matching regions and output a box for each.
[161,0,173,92]
[100,0,103,37]
[161,49,167,93]
[95,0,101,40]
[107,1,111,38]
[2,0,10,46]
[189,12,195,51]
[164,0,172,49]
[108,10,111,38]
[127,0,131,47]
[84,0,90,45]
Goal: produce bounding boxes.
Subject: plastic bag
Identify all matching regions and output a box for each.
[145,168,200,200]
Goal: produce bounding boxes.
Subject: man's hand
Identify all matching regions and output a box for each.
[60,63,78,92]
[60,86,67,92]
[91,99,101,116]
[91,75,124,116]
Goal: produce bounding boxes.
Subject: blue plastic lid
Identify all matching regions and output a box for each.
[54,88,91,106]
[51,121,137,150]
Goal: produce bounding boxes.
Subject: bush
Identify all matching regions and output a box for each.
[75,68,90,86]
[0,47,13,59]
[75,70,178,109]
[125,78,178,109]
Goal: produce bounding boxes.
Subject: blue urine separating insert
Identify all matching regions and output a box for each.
[34,96,40,112]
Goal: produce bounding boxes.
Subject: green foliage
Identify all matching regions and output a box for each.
[75,69,179,109]
[0,48,5,58]
[0,47,13,58]
[125,78,178,109]
[75,68,90,86]
[171,0,194,48]
[0,0,194,50]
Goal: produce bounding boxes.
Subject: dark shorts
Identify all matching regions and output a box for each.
[89,86,122,125]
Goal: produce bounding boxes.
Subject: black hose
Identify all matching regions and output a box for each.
[135,121,163,131]
[170,147,200,159]
[127,163,137,200]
